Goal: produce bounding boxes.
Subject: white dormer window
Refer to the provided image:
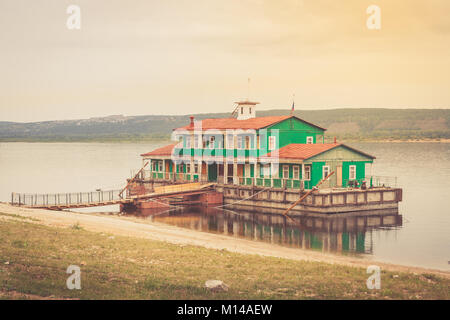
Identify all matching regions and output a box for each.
[269,136,276,150]
[306,136,314,144]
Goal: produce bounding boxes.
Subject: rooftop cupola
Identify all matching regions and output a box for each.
[232,101,259,120]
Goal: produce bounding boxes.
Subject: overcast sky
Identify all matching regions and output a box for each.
[1,0,449,122]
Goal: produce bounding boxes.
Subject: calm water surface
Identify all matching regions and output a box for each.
[0,142,449,270]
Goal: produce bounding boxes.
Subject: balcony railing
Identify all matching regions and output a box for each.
[133,170,398,190]
[342,176,398,188]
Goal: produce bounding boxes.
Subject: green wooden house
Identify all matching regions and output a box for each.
[141,101,375,189]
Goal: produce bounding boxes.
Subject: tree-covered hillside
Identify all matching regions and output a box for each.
[0,109,448,142]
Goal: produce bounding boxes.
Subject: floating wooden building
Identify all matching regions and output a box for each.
[129,101,402,215]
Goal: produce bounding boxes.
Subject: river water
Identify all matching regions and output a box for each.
[0,142,449,271]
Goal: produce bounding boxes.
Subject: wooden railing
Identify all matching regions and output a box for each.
[11,190,122,207]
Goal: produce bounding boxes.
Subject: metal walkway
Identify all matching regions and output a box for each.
[11,183,215,210]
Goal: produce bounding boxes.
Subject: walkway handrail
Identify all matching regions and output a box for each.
[11,189,122,207]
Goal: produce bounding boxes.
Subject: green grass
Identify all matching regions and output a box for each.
[0,219,448,300]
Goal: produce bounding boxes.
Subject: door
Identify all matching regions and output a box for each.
[336,165,342,187]
[208,163,217,182]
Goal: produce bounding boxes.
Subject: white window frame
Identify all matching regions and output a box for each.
[263,164,271,178]
[186,163,191,174]
[268,136,276,150]
[306,136,314,144]
[349,165,356,180]
[245,164,250,177]
[227,134,233,149]
[322,165,330,179]
[237,136,243,150]
[185,135,191,148]
[158,161,163,172]
[304,165,311,181]
[194,163,199,174]
[283,165,289,179]
[194,135,199,149]
[245,136,250,150]
[293,165,300,180]
[209,136,215,149]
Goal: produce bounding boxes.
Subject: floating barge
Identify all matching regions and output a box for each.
[127,100,402,215]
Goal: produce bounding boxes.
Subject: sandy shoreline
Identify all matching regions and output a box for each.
[1,202,448,279]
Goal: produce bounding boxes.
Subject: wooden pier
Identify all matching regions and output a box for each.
[11,183,217,211]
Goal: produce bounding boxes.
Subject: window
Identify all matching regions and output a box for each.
[194,135,199,148]
[186,164,191,173]
[349,165,356,180]
[306,136,314,144]
[185,136,191,148]
[304,166,311,180]
[268,136,276,150]
[237,136,243,149]
[249,107,252,114]
[240,107,243,114]
[194,163,199,174]
[323,165,330,179]
[227,134,234,149]
[209,136,215,149]
[263,164,271,177]
[245,136,250,149]
[283,165,289,179]
[178,164,184,173]
[158,161,163,172]
[293,166,300,180]
[245,164,250,177]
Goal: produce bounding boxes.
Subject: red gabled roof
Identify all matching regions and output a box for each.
[175,115,326,131]
[141,143,177,157]
[265,143,375,160]
[175,115,290,131]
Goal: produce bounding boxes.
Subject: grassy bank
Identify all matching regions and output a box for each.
[0,217,449,300]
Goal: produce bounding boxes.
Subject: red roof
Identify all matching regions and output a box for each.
[141,143,177,157]
[175,115,305,131]
[265,143,375,160]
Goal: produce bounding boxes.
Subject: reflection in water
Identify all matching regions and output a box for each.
[138,207,402,255]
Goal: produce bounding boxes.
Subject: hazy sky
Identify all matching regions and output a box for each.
[1,0,450,122]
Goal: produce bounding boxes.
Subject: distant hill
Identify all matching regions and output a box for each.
[0,109,449,142]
